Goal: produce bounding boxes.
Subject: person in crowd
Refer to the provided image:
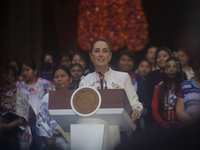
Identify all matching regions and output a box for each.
[8,58,22,82]
[42,52,54,64]
[172,51,178,57]
[176,59,200,126]
[145,46,157,71]
[117,49,146,132]
[37,61,54,82]
[137,58,151,79]
[37,65,71,150]
[143,47,172,130]
[79,39,143,121]
[8,65,17,84]
[152,57,186,129]
[118,49,144,92]
[16,59,55,150]
[177,49,194,79]
[69,63,84,90]
[0,60,36,150]
[57,52,73,69]
[71,52,89,74]
[8,59,20,74]
[16,60,55,114]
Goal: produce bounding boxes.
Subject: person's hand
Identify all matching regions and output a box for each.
[131,108,139,122]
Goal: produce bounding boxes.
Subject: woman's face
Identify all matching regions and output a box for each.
[0,66,8,87]
[138,61,151,78]
[90,41,112,69]
[118,54,134,72]
[21,64,37,83]
[44,55,53,63]
[72,54,86,69]
[8,69,16,83]
[60,56,71,68]
[146,47,157,64]
[70,66,83,81]
[178,50,189,66]
[156,50,170,69]
[166,60,178,79]
[54,69,72,90]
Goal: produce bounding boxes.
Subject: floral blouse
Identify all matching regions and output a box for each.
[16,78,55,114]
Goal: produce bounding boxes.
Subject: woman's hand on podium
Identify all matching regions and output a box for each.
[131,109,139,121]
[131,106,143,121]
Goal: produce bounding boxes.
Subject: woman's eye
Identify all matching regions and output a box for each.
[103,50,108,53]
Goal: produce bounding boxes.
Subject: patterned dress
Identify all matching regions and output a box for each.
[0,81,35,150]
[16,78,55,115]
[36,93,57,138]
[152,85,179,128]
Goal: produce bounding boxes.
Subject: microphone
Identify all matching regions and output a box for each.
[74,73,89,89]
[98,71,107,89]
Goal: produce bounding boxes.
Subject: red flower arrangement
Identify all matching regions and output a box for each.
[78,0,148,51]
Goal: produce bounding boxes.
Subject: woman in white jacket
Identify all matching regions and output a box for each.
[79,39,143,121]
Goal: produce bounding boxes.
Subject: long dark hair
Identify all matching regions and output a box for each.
[53,65,72,78]
[158,57,186,113]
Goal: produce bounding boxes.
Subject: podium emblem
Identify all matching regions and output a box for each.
[71,86,101,116]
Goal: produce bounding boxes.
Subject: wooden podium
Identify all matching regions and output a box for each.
[49,88,136,150]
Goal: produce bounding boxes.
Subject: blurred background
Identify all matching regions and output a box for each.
[0,0,200,67]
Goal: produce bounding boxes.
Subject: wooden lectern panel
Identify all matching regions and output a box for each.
[49,89,132,114]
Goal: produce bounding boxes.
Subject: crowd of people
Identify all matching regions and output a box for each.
[1,38,200,149]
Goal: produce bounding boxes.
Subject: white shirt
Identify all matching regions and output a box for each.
[79,67,143,109]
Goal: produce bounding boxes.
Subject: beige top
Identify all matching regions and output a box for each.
[79,67,143,110]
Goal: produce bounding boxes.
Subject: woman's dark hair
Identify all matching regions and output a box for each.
[155,47,172,65]
[53,65,72,78]
[70,63,84,72]
[177,48,190,57]
[118,49,135,62]
[8,58,21,75]
[158,57,186,113]
[57,52,73,63]
[22,60,37,71]
[73,52,86,62]
[91,39,112,52]
[41,52,54,62]
[8,65,17,81]
[137,58,151,69]
[146,46,157,54]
